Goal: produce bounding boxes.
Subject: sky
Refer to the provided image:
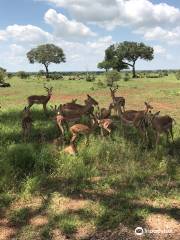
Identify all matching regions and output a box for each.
[0,0,180,72]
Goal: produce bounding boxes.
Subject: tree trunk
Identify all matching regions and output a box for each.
[132,64,136,78]
[44,64,49,78]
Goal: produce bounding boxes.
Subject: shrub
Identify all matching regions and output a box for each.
[106,70,120,86]
[0,68,6,83]
[86,73,96,82]
[48,73,63,80]
[123,72,130,81]
[175,71,180,80]
[7,144,36,178]
[16,71,29,79]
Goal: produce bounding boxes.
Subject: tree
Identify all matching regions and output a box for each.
[0,67,6,83]
[117,41,154,78]
[97,61,111,72]
[98,44,128,72]
[99,42,154,78]
[27,44,66,78]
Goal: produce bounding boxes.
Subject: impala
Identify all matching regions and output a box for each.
[110,86,125,114]
[99,103,114,119]
[147,111,175,145]
[118,102,153,141]
[27,85,53,114]
[60,94,98,117]
[22,106,33,140]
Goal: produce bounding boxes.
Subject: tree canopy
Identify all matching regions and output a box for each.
[98,41,154,77]
[27,44,66,78]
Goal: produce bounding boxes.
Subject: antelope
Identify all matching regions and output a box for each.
[69,113,114,143]
[118,102,153,141]
[70,123,92,145]
[147,111,175,145]
[99,103,114,119]
[61,94,98,117]
[96,118,113,136]
[22,106,32,140]
[63,142,77,155]
[27,85,53,114]
[52,105,84,137]
[110,86,125,114]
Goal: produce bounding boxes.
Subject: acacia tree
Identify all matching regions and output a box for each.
[99,41,154,77]
[27,44,66,78]
[98,44,128,72]
[97,61,111,72]
[118,41,154,78]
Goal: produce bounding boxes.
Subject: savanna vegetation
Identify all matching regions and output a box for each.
[0,70,180,239]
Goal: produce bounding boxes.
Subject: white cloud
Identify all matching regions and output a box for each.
[42,0,180,43]
[143,26,180,44]
[0,24,52,44]
[44,9,96,40]
[42,0,180,28]
[43,0,119,23]
[153,45,166,55]
[86,36,113,53]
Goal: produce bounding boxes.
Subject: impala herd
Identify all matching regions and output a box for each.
[21,85,176,155]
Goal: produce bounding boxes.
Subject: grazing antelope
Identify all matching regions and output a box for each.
[99,103,114,119]
[70,123,92,145]
[27,85,53,114]
[22,106,32,140]
[110,86,125,113]
[96,118,113,136]
[147,111,175,145]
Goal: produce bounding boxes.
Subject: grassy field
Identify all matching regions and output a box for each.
[0,74,180,240]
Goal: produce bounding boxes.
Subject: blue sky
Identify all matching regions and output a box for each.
[0,0,180,72]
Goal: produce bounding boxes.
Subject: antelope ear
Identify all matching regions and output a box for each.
[144,102,147,105]
[154,111,160,116]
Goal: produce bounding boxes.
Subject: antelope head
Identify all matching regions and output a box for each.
[22,106,31,118]
[110,86,118,97]
[44,84,53,96]
[85,94,98,106]
[144,102,153,113]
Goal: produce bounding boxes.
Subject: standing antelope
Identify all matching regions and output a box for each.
[118,102,153,141]
[22,106,33,140]
[52,104,84,137]
[70,115,113,143]
[61,94,98,117]
[27,85,53,114]
[110,86,125,114]
[99,103,114,119]
[147,111,175,145]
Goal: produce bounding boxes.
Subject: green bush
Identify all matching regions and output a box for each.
[16,71,29,79]
[123,72,130,81]
[106,70,120,86]
[86,73,96,82]
[7,144,36,178]
[175,71,180,80]
[0,68,6,83]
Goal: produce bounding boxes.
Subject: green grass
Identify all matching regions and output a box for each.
[0,73,179,239]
